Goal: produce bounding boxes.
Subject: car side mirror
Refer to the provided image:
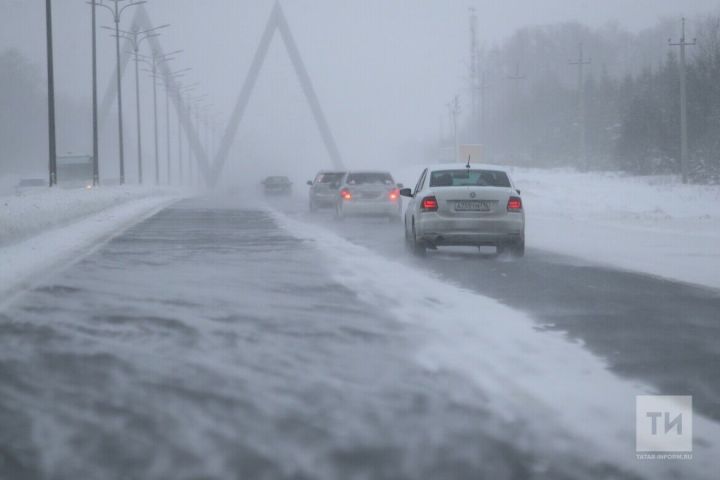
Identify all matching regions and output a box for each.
[399,188,413,198]
[396,183,403,188]
[516,189,521,195]
[306,180,313,186]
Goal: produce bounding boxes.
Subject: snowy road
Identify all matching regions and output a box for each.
[285,201,720,424]
[0,196,718,479]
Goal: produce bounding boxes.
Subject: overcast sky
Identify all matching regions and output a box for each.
[2,0,719,177]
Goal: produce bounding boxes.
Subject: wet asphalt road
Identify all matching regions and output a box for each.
[0,195,717,479]
[288,202,720,423]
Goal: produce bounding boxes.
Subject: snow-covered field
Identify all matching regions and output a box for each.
[396,166,720,290]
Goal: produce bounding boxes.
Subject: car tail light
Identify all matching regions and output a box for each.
[340,189,352,201]
[507,196,523,211]
[389,189,400,201]
[421,196,438,212]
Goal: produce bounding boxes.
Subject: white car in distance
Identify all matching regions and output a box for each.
[401,164,525,257]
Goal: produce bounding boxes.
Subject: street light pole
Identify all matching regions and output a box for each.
[93,0,145,185]
[113,2,126,184]
[45,0,57,187]
[91,0,99,185]
[113,24,168,184]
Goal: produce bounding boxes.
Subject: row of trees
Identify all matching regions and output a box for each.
[454,13,720,183]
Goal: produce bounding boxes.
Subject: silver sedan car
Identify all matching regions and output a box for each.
[334,171,403,221]
[401,165,525,256]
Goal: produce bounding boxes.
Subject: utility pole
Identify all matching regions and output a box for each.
[478,71,489,148]
[94,0,145,185]
[506,63,526,91]
[569,42,591,170]
[114,23,168,184]
[45,0,57,187]
[670,18,696,184]
[469,7,479,133]
[90,0,99,186]
[447,95,461,162]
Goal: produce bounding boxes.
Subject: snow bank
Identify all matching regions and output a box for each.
[513,168,720,289]
[272,208,720,480]
[394,166,720,289]
[0,185,178,246]
[0,187,181,303]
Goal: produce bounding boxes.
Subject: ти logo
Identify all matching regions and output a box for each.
[636,395,692,452]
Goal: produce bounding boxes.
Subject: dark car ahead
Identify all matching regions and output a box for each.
[262,176,293,196]
[306,171,346,211]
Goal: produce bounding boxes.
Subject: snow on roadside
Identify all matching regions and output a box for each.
[0,185,181,246]
[512,168,720,290]
[394,165,720,290]
[0,190,180,303]
[271,208,720,480]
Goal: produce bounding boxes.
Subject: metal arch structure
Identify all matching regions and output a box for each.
[98,2,344,187]
[209,2,346,186]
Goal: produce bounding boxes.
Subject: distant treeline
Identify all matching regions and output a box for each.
[459,13,720,183]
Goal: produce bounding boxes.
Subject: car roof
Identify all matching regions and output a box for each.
[345,170,393,175]
[423,163,510,173]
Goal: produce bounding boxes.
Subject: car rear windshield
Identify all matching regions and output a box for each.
[346,173,394,185]
[266,176,289,183]
[317,173,344,183]
[429,169,511,188]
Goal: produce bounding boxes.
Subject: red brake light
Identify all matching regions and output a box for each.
[507,196,522,211]
[421,196,438,211]
[389,189,399,200]
[340,189,352,201]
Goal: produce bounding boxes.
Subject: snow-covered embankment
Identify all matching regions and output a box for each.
[0,186,181,301]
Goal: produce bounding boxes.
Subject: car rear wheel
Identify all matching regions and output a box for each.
[497,238,525,258]
[410,220,426,257]
[511,238,525,258]
[334,204,345,221]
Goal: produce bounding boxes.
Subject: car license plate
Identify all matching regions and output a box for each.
[455,200,490,211]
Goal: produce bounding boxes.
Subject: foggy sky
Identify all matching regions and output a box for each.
[1,0,718,180]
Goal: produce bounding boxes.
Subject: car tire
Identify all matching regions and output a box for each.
[411,220,426,257]
[510,238,525,258]
[309,199,317,212]
[334,204,345,221]
[498,239,525,258]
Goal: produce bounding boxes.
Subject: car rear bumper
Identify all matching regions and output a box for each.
[341,201,401,216]
[310,194,338,206]
[417,214,524,246]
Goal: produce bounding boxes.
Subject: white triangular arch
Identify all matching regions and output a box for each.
[209,2,345,185]
[99,2,343,186]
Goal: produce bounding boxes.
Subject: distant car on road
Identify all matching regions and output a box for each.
[401,164,525,257]
[262,176,292,195]
[306,171,345,211]
[334,171,403,221]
